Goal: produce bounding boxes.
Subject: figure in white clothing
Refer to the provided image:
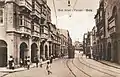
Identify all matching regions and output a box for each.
[46,62,52,75]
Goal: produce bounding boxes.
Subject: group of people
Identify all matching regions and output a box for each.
[19,56,30,70]
[8,55,54,75]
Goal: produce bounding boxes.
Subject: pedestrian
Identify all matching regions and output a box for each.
[8,56,13,69]
[39,58,43,68]
[50,55,53,64]
[11,58,15,70]
[19,58,23,67]
[35,56,39,68]
[27,56,30,70]
[46,62,52,75]
[24,56,27,68]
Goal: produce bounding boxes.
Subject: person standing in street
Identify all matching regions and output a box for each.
[46,62,52,75]
[50,55,53,64]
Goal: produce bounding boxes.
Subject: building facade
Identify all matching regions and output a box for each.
[104,0,120,63]
[94,0,106,60]
[84,0,120,64]
[83,32,93,58]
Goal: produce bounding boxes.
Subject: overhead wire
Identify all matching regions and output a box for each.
[52,0,58,25]
[69,0,78,17]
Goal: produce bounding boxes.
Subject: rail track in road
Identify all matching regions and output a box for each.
[71,59,92,77]
[78,56,116,77]
[66,59,77,77]
[66,59,92,77]
[80,56,120,74]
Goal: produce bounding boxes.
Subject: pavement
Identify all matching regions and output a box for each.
[0,60,50,77]
[99,60,120,69]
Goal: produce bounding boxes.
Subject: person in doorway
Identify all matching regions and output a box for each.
[35,56,39,68]
[19,58,23,67]
[46,62,52,75]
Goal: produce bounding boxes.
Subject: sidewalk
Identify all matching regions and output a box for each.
[99,60,120,69]
[0,60,50,77]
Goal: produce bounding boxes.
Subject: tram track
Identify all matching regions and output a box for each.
[80,56,120,74]
[71,59,92,77]
[65,58,92,77]
[66,59,77,77]
[78,56,116,77]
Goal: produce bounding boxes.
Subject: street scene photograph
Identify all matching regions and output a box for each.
[0,0,120,77]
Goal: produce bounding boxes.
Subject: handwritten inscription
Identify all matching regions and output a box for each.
[58,8,92,12]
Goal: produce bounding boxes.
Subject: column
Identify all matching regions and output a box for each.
[28,37,32,62]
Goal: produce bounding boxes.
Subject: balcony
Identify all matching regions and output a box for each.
[32,10,41,18]
[41,13,46,19]
[19,0,32,11]
[32,31,40,37]
[109,26,116,36]
[40,33,48,39]
[108,17,116,37]
[19,26,31,35]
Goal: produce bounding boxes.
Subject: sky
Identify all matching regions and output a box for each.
[47,0,100,42]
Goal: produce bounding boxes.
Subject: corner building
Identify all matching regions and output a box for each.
[0,0,50,67]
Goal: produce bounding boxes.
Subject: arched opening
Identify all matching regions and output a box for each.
[112,6,117,17]
[45,45,48,60]
[112,6,117,28]
[113,41,118,62]
[107,42,111,61]
[40,43,44,58]
[100,44,102,60]
[49,44,51,57]
[31,43,38,63]
[20,42,28,62]
[0,40,7,67]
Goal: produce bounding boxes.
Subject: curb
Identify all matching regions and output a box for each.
[0,60,50,77]
[98,61,120,69]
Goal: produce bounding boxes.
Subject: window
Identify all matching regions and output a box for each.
[0,8,3,24]
[19,16,23,25]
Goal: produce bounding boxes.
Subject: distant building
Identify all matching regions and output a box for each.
[83,32,93,58]
[74,41,83,51]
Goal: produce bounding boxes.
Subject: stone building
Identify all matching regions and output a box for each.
[60,34,67,56]
[94,0,106,60]
[59,29,71,56]
[0,0,51,67]
[83,32,93,58]
[104,0,120,63]
[92,0,120,63]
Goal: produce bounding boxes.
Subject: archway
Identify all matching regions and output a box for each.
[49,44,51,57]
[107,42,111,61]
[40,43,44,58]
[113,41,118,62]
[45,45,48,60]
[31,43,38,63]
[0,40,7,67]
[20,42,28,61]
